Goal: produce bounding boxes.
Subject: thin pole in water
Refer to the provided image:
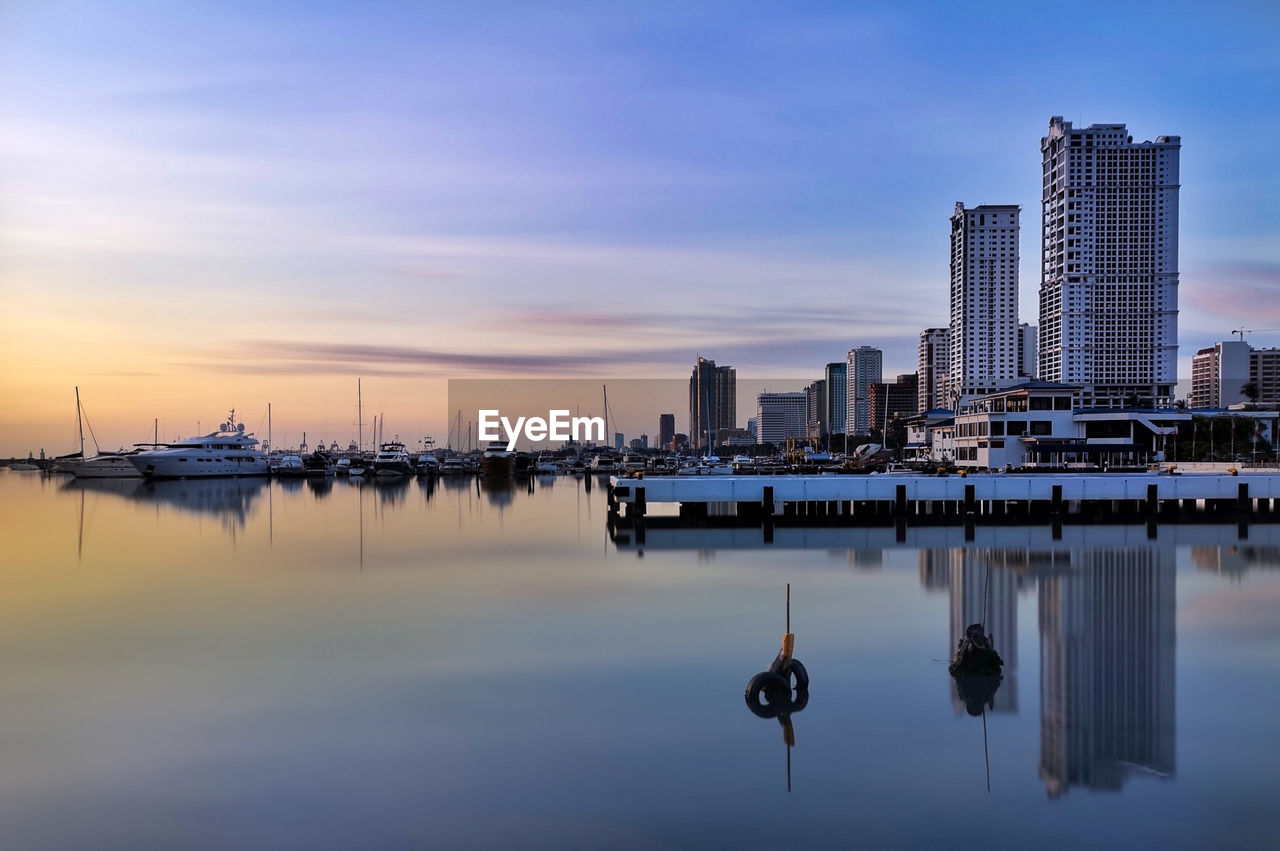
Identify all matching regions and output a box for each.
[983,709,991,793]
[786,582,790,634]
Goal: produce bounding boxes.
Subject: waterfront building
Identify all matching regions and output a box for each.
[1038,546,1176,798]
[755,392,808,445]
[805,379,828,439]
[746,417,757,442]
[950,202,1021,404]
[846,346,883,436]
[1189,340,1280,408]
[689,357,736,450]
[658,413,675,450]
[1038,117,1181,408]
[825,362,848,435]
[1019,323,1038,380]
[869,374,919,438]
[949,381,1188,470]
[918,328,950,413]
[614,432,624,450]
[902,408,956,464]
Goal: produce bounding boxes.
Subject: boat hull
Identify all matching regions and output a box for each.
[129,452,269,479]
[61,455,143,478]
[481,454,515,477]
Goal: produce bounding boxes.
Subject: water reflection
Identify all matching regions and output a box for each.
[1037,546,1176,798]
[479,475,515,508]
[921,550,1025,714]
[64,475,267,528]
[306,476,333,499]
[5,472,1276,846]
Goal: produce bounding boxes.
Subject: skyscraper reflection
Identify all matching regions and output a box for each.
[1038,547,1176,798]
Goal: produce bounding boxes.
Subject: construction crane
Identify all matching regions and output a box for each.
[1233,327,1280,341]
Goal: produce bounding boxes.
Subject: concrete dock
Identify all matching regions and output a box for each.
[606,473,1280,534]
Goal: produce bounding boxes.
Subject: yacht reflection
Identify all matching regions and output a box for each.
[306,476,334,499]
[67,477,267,529]
[479,475,515,508]
[364,474,411,505]
[277,476,305,494]
[63,475,268,527]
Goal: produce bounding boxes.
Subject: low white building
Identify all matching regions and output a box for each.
[949,382,1189,470]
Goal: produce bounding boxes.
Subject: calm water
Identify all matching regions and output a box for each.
[2,470,1279,849]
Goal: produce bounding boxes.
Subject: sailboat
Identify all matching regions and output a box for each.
[56,387,142,478]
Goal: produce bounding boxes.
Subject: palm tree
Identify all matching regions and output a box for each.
[1242,382,1260,404]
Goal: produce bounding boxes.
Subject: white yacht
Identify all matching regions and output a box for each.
[372,440,413,477]
[128,412,268,479]
[60,451,143,478]
[56,388,142,478]
[535,453,559,474]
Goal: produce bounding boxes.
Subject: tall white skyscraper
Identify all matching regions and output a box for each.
[1038,117,1181,408]
[949,202,1021,404]
[846,346,882,436]
[918,328,950,412]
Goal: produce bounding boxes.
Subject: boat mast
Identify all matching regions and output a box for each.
[357,378,364,453]
[268,402,272,453]
[75,386,84,458]
[603,384,609,448]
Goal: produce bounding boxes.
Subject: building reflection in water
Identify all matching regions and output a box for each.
[921,550,1025,715]
[1037,546,1176,799]
[1190,546,1280,580]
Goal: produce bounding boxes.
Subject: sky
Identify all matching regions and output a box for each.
[2,0,1279,454]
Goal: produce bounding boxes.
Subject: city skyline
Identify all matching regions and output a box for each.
[4,2,1280,455]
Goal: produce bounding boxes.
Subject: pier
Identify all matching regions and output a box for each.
[606,473,1280,537]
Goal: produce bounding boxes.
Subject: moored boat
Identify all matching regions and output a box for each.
[128,411,268,479]
[372,441,413,477]
[481,444,515,477]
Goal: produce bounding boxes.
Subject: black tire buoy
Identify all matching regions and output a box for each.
[745,671,790,718]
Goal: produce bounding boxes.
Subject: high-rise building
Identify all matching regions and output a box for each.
[1039,547,1176,798]
[846,346,883,436]
[825,362,847,434]
[918,328,950,412]
[805,379,827,439]
[1190,341,1251,408]
[950,202,1021,403]
[755,392,807,445]
[746,418,758,442]
[689,357,736,450]
[657,413,675,450]
[1189,340,1280,408]
[1018,323,1038,380]
[869,374,918,438]
[613,432,624,450]
[1038,117,1181,408]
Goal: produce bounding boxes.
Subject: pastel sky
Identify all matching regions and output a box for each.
[2,1,1279,454]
